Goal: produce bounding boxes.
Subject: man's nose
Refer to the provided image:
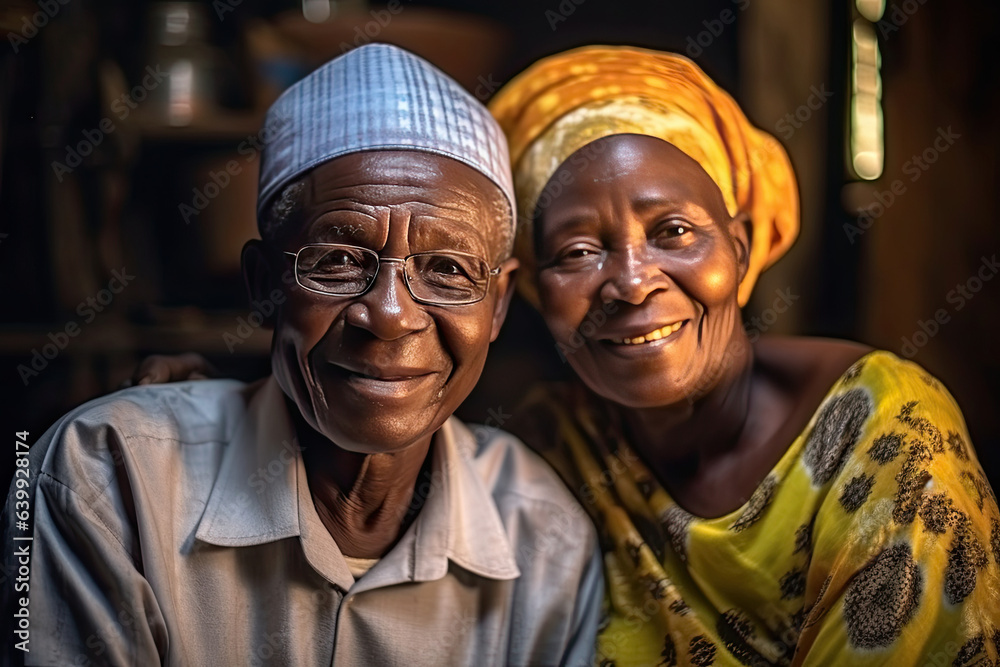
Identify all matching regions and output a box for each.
[598,245,671,305]
[343,260,432,339]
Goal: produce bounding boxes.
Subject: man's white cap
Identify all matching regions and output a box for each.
[256,43,515,227]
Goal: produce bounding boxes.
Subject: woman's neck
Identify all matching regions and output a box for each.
[611,336,872,517]
[295,414,432,559]
[617,336,760,510]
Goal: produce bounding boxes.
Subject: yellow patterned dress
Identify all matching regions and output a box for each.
[523,351,1000,666]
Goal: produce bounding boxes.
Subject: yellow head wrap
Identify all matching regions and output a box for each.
[488,45,799,307]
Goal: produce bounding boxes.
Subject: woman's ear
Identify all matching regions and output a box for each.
[729,212,753,283]
[241,239,280,329]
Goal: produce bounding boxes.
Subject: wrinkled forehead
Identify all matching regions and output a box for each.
[286,151,509,255]
[539,134,732,219]
[310,151,497,199]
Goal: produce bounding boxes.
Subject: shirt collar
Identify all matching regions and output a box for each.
[398,417,521,584]
[194,376,299,547]
[195,376,520,587]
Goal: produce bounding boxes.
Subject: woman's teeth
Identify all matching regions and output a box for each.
[613,321,683,345]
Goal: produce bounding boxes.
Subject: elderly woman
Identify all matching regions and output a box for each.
[487,46,1000,666]
[136,46,999,665]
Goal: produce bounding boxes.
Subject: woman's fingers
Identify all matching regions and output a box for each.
[132,353,218,385]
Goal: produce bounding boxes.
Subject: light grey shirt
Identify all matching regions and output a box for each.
[3,377,602,666]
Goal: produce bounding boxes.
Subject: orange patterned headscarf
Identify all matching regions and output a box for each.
[488,45,799,307]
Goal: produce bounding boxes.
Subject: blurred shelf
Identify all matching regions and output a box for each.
[124,109,268,142]
[0,319,272,356]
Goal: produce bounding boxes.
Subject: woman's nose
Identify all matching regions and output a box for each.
[598,245,671,305]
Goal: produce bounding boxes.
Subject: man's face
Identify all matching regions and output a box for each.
[260,151,516,454]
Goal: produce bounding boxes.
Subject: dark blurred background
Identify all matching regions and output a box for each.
[1,0,998,492]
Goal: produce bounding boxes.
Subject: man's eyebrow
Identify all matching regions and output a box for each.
[303,206,382,240]
[394,195,479,215]
[311,197,380,214]
[410,217,489,255]
[309,224,371,242]
[304,201,378,223]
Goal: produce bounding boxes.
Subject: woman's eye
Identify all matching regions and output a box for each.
[653,222,694,245]
[554,246,603,266]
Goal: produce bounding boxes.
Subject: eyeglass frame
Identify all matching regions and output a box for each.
[283,243,503,306]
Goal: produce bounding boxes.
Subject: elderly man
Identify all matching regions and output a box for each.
[1,44,601,666]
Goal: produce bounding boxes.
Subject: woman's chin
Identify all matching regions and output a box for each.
[578,371,704,410]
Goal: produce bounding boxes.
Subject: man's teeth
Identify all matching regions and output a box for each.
[613,321,683,345]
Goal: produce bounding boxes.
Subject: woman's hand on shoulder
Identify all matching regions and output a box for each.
[125,353,219,387]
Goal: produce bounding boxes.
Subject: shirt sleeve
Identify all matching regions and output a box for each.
[798,367,1000,666]
[2,416,167,667]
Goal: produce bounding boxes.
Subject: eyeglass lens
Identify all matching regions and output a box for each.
[295,245,490,304]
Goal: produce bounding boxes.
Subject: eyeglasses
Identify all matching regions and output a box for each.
[284,244,502,306]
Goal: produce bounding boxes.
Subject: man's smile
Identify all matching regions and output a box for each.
[324,359,445,401]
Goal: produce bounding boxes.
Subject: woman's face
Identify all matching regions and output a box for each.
[534,134,750,409]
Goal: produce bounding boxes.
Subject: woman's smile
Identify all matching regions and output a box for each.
[604,319,687,345]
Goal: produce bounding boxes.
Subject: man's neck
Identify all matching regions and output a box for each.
[296,417,434,560]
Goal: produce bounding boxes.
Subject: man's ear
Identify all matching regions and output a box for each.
[729,212,753,284]
[489,258,519,342]
[242,239,279,329]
